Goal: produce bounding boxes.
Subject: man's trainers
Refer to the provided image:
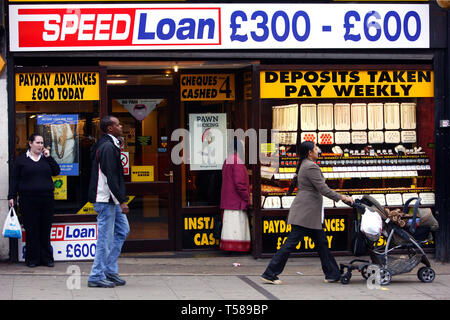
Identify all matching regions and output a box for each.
[261,275,283,285]
[105,273,126,286]
[88,279,115,288]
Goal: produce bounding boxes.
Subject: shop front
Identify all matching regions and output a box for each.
[5,1,450,261]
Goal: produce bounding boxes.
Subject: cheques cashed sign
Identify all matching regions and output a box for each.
[9,3,429,51]
[262,215,348,254]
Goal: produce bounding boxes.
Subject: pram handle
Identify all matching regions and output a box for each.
[403,197,422,234]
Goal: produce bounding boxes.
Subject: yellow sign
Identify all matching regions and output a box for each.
[131,166,154,182]
[0,55,5,76]
[77,196,135,214]
[181,74,235,101]
[260,70,434,98]
[261,143,275,154]
[15,72,100,102]
[52,176,67,200]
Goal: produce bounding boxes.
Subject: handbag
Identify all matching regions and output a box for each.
[2,207,22,239]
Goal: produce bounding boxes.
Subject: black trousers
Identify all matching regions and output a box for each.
[20,195,54,265]
[262,224,341,280]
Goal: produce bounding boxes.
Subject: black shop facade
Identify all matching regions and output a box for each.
[6,1,450,261]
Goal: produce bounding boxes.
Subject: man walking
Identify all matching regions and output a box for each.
[87,115,130,288]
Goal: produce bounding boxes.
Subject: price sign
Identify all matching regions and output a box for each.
[10,3,429,51]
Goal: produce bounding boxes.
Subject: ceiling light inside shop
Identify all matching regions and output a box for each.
[107,79,128,85]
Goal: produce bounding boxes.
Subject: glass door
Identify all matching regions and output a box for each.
[108,76,176,252]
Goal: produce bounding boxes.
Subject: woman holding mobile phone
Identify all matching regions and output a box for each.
[8,134,60,267]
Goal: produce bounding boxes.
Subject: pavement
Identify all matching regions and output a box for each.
[0,251,449,301]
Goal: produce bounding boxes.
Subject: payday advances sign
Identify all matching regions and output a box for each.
[262,215,348,253]
[260,70,434,98]
[15,72,99,101]
[9,3,429,51]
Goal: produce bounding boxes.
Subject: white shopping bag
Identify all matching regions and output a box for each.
[360,209,382,242]
[2,207,22,239]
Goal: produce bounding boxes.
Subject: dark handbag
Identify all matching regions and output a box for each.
[212,214,222,239]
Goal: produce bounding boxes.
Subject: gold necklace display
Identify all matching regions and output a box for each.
[52,124,68,159]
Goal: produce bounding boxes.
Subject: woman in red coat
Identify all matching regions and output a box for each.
[219,138,251,252]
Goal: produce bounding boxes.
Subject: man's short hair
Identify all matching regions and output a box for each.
[100,115,116,133]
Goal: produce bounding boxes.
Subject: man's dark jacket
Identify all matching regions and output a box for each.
[88,134,127,204]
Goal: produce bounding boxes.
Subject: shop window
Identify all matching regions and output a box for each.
[180,71,250,208]
[14,101,100,214]
[259,68,435,254]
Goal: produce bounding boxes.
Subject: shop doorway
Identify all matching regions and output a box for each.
[107,74,177,252]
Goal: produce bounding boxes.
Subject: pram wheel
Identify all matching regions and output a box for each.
[417,267,435,283]
[361,265,370,280]
[341,272,352,285]
[379,268,392,285]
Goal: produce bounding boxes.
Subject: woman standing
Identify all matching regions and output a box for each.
[261,141,353,284]
[8,134,61,267]
[219,138,251,252]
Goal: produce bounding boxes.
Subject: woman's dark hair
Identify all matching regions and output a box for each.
[297,141,315,160]
[27,134,43,150]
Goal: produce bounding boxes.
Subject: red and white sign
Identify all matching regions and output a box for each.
[9,4,221,51]
[18,223,97,261]
[121,151,129,175]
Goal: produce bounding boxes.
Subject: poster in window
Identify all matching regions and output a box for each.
[37,114,79,176]
[189,113,227,171]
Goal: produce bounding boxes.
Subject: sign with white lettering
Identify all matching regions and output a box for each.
[18,223,97,261]
[8,3,429,51]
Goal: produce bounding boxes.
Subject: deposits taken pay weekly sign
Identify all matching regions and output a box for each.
[9,3,429,51]
[260,70,434,98]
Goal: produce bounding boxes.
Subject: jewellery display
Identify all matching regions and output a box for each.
[52,124,68,159]
[401,103,416,129]
[300,104,317,131]
[368,131,384,144]
[351,131,367,144]
[401,130,417,143]
[351,103,367,130]
[384,103,400,130]
[334,131,351,144]
[385,131,401,143]
[301,132,317,143]
[264,97,433,213]
[367,103,384,130]
[317,103,334,130]
[334,103,351,130]
[272,104,298,131]
[385,193,404,206]
[318,132,334,145]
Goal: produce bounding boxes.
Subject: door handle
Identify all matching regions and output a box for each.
[164,171,174,183]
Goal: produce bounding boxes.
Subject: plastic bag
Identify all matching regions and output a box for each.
[360,209,382,242]
[2,207,22,239]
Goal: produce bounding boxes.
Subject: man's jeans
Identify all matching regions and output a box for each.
[88,203,130,282]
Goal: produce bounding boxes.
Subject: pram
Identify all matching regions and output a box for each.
[339,195,438,285]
